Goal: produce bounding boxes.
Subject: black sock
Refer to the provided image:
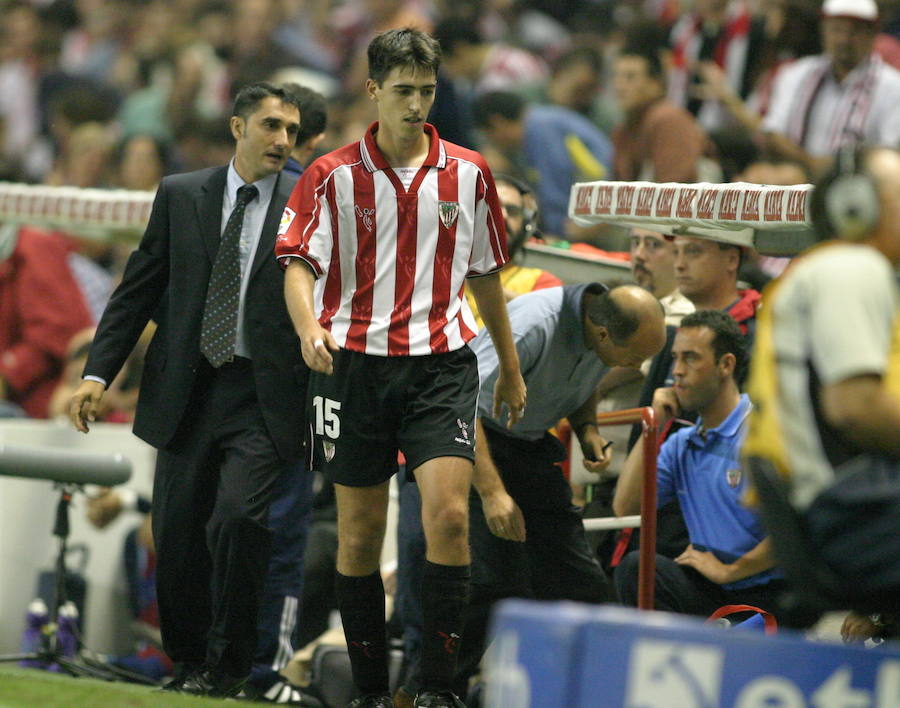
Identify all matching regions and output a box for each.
[335,570,389,695]
[420,561,470,692]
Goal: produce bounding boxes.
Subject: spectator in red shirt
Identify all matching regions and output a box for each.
[0,225,92,418]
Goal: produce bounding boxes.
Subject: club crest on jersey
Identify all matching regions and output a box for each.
[726,467,742,488]
[278,207,296,236]
[355,205,375,232]
[439,201,459,229]
[322,440,336,462]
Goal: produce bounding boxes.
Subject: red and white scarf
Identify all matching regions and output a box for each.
[785,53,881,151]
[669,0,752,129]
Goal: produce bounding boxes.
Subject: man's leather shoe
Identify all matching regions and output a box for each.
[156,662,201,692]
[179,666,247,697]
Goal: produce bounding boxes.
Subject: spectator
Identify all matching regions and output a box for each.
[762,0,900,177]
[465,174,562,328]
[0,1,42,180]
[432,18,548,95]
[690,0,821,145]
[0,225,93,418]
[626,234,761,560]
[674,235,759,339]
[668,0,765,133]
[473,90,612,239]
[630,228,694,327]
[117,134,170,192]
[545,46,617,134]
[743,146,900,607]
[613,310,785,619]
[612,47,712,183]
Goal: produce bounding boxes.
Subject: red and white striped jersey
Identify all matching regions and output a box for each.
[276,122,509,357]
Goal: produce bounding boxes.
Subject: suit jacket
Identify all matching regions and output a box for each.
[84,166,307,460]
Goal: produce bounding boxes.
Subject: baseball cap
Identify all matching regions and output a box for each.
[821,0,878,23]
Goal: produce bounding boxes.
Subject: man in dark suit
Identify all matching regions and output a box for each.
[68,83,310,698]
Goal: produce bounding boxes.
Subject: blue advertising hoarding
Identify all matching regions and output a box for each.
[486,601,900,708]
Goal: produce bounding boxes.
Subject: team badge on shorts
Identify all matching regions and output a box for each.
[454,418,471,446]
[726,467,742,488]
[322,440,336,462]
[439,201,459,229]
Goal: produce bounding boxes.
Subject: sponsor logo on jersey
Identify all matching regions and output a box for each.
[278,207,296,235]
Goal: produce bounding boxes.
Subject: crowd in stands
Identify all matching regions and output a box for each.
[1,0,898,705]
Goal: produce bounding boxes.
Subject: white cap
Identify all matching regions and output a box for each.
[821,0,878,22]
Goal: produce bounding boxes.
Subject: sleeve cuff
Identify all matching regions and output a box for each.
[84,375,107,387]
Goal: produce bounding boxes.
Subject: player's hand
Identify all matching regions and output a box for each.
[299,325,339,375]
[481,489,526,542]
[69,380,106,433]
[675,544,731,585]
[580,427,613,474]
[493,369,526,428]
[651,387,680,429]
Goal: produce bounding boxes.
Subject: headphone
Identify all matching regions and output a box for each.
[810,145,880,242]
[494,173,540,258]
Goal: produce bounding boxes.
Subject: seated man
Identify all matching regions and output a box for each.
[613,310,784,618]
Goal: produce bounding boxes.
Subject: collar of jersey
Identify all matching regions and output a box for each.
[360,121,446,173]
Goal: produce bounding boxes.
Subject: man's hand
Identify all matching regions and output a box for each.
[481,489,526,542]
[298,325,339,375]
[68,380,107,433]
[580,426,613,475]
[841,611,880,644]
[493,368,527,428]
[86,488,124,529]
[651,387,680,429]
[674,544,732,585]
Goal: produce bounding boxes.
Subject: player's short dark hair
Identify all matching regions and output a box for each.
[282,83,328,146]
[231,82,298,120]
[680,309,747,382]
[586,288,641,346]
[472,91,527,128]
[367,28,442,86]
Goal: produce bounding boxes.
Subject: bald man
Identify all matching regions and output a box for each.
[447,283,665,698]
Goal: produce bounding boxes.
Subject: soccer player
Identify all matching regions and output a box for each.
[277,29,526,708]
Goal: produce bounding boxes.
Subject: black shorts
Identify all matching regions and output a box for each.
[307,346,479,487]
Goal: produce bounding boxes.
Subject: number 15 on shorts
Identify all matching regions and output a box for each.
[312,395,341,438]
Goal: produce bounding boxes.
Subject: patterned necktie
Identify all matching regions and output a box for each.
[200,183,258,367]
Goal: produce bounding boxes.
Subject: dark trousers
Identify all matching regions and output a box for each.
[456,428,611,694]
[252,461,315,679]
[151,358,287,678]
[614,551,786,621]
